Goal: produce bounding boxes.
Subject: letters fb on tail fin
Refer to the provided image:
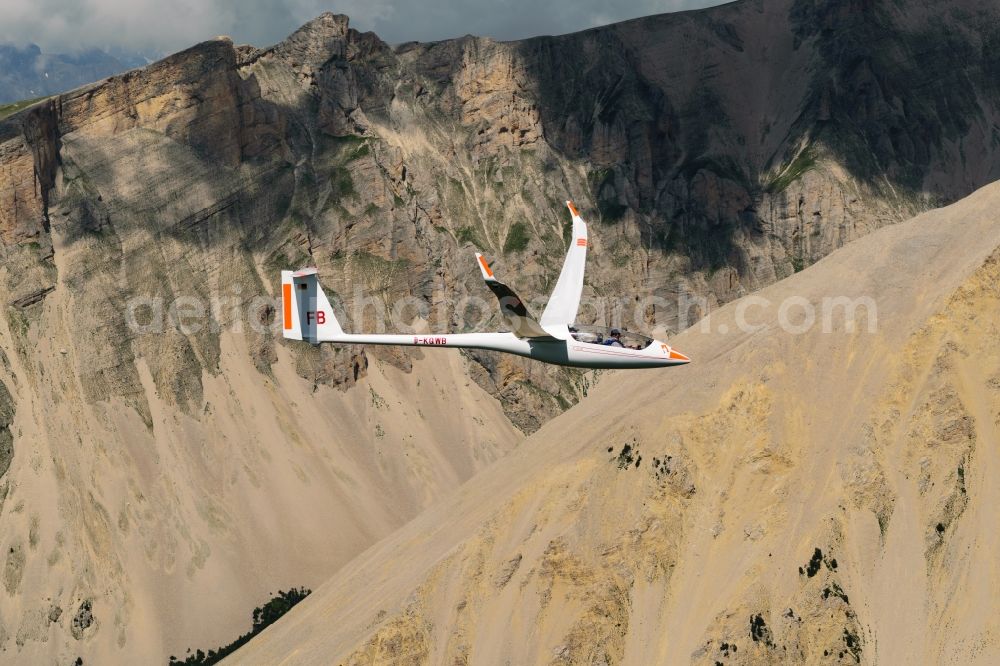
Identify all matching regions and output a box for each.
[540,201,588,328]
[281,268,344,343]
[475,253,552,339]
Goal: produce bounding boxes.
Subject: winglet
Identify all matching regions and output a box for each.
[566,200,580,218]
[475,252,497,282]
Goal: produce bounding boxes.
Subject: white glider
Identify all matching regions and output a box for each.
[281,201,690,369]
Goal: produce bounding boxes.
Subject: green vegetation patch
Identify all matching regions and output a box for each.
[611,440,641,470]
[330,166,356,199]
[588,167,614,193]
[842,627,862,662]
[749,613,775,648]
[588,168,628,224]
[598,200,628,224]
[347,250,409,294]
[169,588,311,665]
[348,142,371,161]
[767,146,818,194]
[822,582,849,604]
[0,97,46,122]
[264,241,311,274]
[610,239,632,268]
[455,226,484,248]
[503,222,530,254]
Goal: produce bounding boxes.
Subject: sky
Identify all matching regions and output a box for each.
[0,0,728,54]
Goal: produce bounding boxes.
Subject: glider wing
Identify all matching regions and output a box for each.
[539,201,588,328]
[475,253,554,339]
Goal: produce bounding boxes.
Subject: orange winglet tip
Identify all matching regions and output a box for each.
[669,349,690,362]
[477,254,494,278]
[566,200,580,217]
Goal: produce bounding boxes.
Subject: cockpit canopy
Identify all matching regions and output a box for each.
[568,325,654,350]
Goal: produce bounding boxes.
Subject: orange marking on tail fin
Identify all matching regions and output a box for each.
[282,283,293,330]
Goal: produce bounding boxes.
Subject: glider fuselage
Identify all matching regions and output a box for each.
[313,331,688,369]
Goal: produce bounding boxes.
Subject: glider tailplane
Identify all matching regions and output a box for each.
[281,268,344,343]
[540,200,588,327]
[475,253,552,339]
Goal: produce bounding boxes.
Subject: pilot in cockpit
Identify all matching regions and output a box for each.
[603,329,624,347]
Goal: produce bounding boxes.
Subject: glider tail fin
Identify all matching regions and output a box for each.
[281,268,344,343]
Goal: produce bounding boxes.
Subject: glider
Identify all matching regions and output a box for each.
[281,201,690,369]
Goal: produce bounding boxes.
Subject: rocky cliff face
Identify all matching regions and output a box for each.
[4,1,1000,433]
[0,0,999,661]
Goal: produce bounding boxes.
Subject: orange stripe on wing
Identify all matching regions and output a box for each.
[282,283,293,329]
[576,238,587,247]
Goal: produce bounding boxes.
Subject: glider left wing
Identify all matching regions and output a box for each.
[476,253,554,339]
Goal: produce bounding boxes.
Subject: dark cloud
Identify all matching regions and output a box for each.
[365,0,727,44]
[0,0,726,53]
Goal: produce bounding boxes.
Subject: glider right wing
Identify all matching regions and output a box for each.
[539,201,588,328]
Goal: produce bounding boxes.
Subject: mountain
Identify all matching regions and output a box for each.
[0,44,149,105]
[0,0,999,661]
[231,179,1000,665]
[5,0,1000,432]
